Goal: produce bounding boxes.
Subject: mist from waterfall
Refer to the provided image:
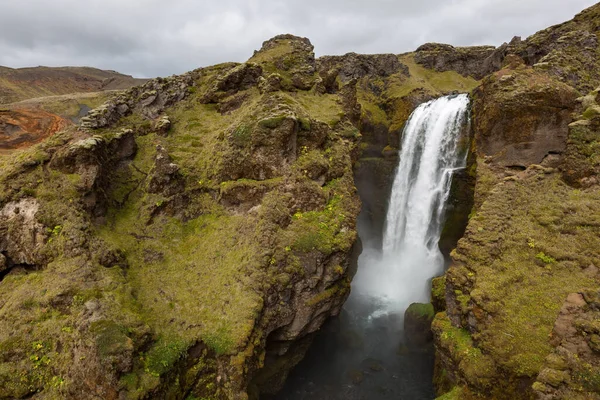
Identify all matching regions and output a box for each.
[352,93,470,320]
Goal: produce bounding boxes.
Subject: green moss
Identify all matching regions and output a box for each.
[433,313,497,389]
[450,171,599,384]
[535,252,556,264]
[572,362,600,392]
[258,115,287,129]
[100,207,264,355]
[298,117,311,131]
[305,280,350,306]
[90,320,133,360]
[285,189,357,254]
[248,41,294,65]
[406,303,435,318]
[435,386,465,400]
[431,276,447,311]
[232,124,253,146]
[582,105,600,119]
[389,54,480,98]
[293,92,343,127]
[144,337,189,376]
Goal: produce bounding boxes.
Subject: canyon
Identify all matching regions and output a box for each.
[0,3,600,400]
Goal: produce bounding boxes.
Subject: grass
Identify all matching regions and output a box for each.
[248,41,294,65]
[390,54,479,98]
[0,50,363,398]
[292,92,343,127]
[447,171,599,383]
[99,199,264,355]
[354,53,480,134]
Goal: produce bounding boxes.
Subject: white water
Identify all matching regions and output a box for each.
[352,94,470,320]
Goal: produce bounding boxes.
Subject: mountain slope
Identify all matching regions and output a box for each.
[0,66,147,104]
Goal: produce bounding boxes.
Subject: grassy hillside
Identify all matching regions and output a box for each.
[0,66,147,104]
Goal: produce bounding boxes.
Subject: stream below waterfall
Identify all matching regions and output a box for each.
[272,94,470,400]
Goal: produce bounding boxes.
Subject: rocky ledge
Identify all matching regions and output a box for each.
[0,35,364,400]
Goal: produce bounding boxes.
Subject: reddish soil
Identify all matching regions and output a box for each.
[0,109,70,151]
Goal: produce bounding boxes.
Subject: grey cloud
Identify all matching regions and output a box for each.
[0,0,597,78]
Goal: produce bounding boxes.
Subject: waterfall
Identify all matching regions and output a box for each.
[353,94,470,317]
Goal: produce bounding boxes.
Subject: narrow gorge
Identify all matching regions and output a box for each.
[0,3,600,400]
[274,94,470,399]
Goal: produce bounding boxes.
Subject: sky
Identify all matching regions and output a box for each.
[0,0,597,78]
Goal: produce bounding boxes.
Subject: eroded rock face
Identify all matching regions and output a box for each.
[471,64,579,168]
[414,43,498,79]
[0,198,46,266]
[249,34,317,91]
[561,102,600,187]
[148,145,184,196]
[80,72,196,129]
[432,7,600,397]
[404,303,435,346]
[0,34,363,400]
[533,292,600,399]
[317,53,409,84]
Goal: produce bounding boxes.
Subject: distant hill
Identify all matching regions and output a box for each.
[0,66,148,104]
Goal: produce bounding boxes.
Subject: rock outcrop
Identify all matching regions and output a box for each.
[0,34,362,400]
[2,3,600,399]
[404,303,435,346]
[431,5,600,399]
[414,43,498,79]
[471,60,579,169]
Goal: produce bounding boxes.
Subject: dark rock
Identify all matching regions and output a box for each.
[414,43,498,79]
[317,53,409,84]
[339,80,362,125]
[404,303,435,346]
[202,63,262,103]
[148,145,184,196]
[471,65,579,168]
[80,72,195,128]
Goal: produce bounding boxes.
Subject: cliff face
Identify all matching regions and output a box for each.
[430,4,600,399]
[2,3,600,400]
[0,35,364,400]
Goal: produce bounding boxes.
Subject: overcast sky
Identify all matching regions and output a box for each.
[0,0,597,78]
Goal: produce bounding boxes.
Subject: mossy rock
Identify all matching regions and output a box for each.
[404,303,435,346]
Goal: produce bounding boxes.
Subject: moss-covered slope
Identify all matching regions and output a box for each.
[0,35,363,400]
[430,6,600,398]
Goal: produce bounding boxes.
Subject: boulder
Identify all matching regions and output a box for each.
[404,302,435,346]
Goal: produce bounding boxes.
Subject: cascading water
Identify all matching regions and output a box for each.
[353,93,470,316]
[275,94,470,400]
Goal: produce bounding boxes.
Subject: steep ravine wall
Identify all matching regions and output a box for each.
[1,3,600,399]
[429,6,600,397]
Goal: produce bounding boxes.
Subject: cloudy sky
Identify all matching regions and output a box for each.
[0,0,597,78]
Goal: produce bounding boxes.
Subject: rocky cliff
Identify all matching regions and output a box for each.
[430,4,600,399]
[0,29,484,397]
[0,35,365,399]
[1,3,600,400]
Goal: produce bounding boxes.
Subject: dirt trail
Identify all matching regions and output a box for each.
[0,108,70,153]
